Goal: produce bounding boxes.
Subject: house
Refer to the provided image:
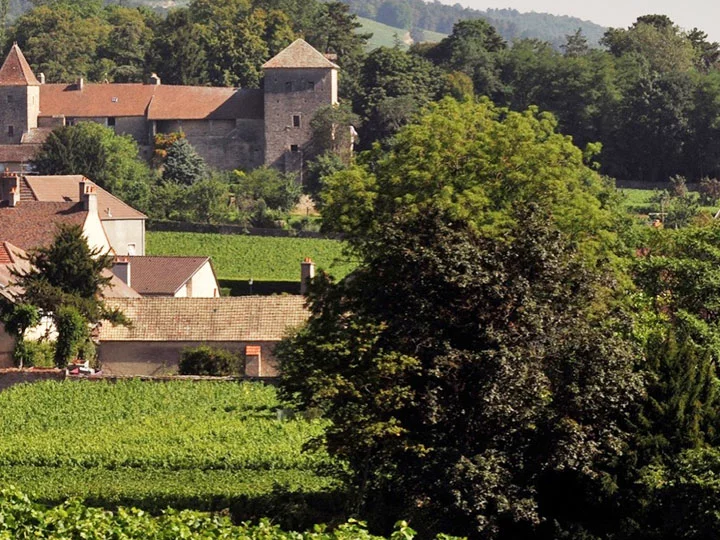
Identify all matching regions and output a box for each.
[0,39,339,174]
[0,173,146,255]
[111,256,220,298]
[98,296,310,377]
[0,240,140,368]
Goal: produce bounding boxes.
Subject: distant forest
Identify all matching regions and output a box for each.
[343,0,606,48]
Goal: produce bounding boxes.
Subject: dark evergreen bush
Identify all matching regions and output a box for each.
[179,346,242,376]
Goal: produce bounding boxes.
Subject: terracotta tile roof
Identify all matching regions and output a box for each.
[147,87,263,120]
[0,201,87,250]
[21,128,53,145]
[38,84,263,120]
[23,175,146,220]
[39,84,155,117]
[103,271,141,298]
[125,256,212,296]
[0,44,40,86]
[100,296,309,341]
[0,145,39,163]
[262,39,339,69]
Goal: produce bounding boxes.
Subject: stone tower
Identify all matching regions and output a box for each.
[0,44,40,145]
[262,39,338,176]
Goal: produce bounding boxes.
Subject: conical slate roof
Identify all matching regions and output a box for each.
[0,43,39,86]
[262,39,339,70]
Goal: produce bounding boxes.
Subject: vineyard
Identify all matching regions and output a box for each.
[0,487,449,539]
[146,232,355,281]
[0,380,344,525]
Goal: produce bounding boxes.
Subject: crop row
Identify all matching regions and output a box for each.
[0,380,332,471]
[0,487,435,540]
[146,232,355,280]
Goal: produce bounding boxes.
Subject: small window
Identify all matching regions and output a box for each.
[6,95,13,103]
[7,125,13,137]
[292,115,300,128]
[307,81,315,90]
[285,81,293,92]
[290,144,299,153]
[127,243,136,256]
[107,117,116,128]
[66,118,76,126]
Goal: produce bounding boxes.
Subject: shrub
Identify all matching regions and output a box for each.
[179,346,242,376]
[54,306,89,368]
[13,340,55,368]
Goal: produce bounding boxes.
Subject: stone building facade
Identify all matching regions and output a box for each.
[0,40,339,175]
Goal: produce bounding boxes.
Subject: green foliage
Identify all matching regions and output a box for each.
[54,305,88,368]
[12,340,55,369]
[0,380,342,523]
[147,232,353,281]
[162,138,208,186]
[323,97,625,262]
[179,345,243,376]
[32,122,153,195]
[234,167,302,212]
[9,224,125,368]
[278,209,642,538]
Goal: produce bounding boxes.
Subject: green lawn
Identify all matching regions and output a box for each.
[0,380,342,520]
[620,188,719,215]
[147,231,355,281]
[358,16,446,50]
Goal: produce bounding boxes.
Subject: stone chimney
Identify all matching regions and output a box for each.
[79,179,97,214]
[0,171,19,206]
[76,77,84,91]
[148,73,161,85]
[38,72,45,84]
[300,257,315,295]
[111,256,131,287]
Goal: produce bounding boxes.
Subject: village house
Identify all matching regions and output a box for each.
[0,39,339,174]
[111,256,220,298]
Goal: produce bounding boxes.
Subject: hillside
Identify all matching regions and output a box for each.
[358,16,447,49]
[344,0,607,48]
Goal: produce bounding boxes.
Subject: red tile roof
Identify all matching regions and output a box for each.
[262,39,339,69]
[147,87,263,120]
[0,44,40,86]
[38,84,263,120]
[125,256,212,296]
[23,175,146,220]
[100,296,309,341]
[0,201,87,250]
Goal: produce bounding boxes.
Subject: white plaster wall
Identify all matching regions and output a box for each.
[187,262,219,298]
[102,219,145,256]
[83,213,113,255]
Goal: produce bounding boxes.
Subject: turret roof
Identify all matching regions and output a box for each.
[0,43,40,86]
[262,39,339,70]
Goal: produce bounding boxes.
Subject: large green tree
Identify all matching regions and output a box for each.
[278,208,642,538]
[32,122,153,208]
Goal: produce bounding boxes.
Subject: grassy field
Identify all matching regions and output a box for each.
[358,16,446,50]
[0,380,342,521]
[147,232,355,281]
[620,188,719,215]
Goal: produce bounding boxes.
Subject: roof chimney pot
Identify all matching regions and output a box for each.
[300,257,315,295]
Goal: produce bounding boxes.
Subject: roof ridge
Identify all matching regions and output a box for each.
[262,39,340,70]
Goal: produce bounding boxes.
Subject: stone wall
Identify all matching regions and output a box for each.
[98,341,280,377]
[0,368,65,392]
[0,85,38,144]
[156,119,265,171]
[0,329,15,369]
[263,67,337,173]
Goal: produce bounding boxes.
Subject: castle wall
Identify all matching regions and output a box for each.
[263,68,337,174]
[0,86,38,144]
[156,118,264,171]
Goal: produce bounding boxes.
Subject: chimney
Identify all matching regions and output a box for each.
[112,256,131,287]
[76,77,84,91]
[79,179,97,214]
[300,257,315,295]
[148,73,161,85]
[1,171,19,206]
[38,72,45,84]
